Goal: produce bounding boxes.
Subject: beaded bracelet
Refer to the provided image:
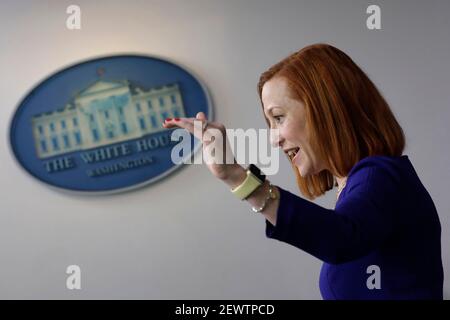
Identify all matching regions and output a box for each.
[251,183,278,213]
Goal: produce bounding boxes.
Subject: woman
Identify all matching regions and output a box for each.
[163,44,444,300]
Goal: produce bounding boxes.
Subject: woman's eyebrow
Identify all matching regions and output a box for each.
[266,105,282,115]
[268,104,282,110]
[263,106,280,119]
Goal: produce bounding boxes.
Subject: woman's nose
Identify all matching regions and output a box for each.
[269,128,284,148]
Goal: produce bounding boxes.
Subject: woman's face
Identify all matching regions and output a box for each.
[262,77,326,177]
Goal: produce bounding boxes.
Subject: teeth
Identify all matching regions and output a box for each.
[287,148,300,160]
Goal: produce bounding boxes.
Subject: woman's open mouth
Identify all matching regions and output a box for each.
[287,147,301,163]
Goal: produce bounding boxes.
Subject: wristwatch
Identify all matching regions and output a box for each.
[231,164,266,200]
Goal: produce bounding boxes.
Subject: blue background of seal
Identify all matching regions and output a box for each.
[9,55,211,193]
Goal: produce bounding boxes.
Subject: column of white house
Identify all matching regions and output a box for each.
[72,108,83,149]
[113,95,130,139]
[89,107,101,146]
[98,101,114,141]
[94,102,109,145]
[133,92,149,135]
[133,89,161,135]
[57,107,79,154]
[168,84,186,119]
[75,102,93,150]
[156,85,177,123]
[145,96,159,132]
[119,91,141,141]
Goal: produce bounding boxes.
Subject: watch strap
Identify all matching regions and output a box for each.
[231,167,264,200]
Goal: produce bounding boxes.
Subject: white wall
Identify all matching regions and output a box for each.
[0,0,449,299]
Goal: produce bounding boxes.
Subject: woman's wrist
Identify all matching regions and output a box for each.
[221,164,247,189]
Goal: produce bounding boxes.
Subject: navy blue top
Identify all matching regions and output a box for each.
[266,155,443,299]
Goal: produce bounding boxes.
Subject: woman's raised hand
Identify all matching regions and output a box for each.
[162,112,246,187]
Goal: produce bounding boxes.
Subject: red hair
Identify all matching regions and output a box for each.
[258,44,405,200]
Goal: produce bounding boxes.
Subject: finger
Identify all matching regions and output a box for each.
[164,112,208,129]
[196,112,208,122]
[163,117,203,139]
[162,117,180,128]
[195,112,208,132]
[163,117,192,131]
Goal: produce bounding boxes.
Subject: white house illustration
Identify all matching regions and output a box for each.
[31,80,186,159]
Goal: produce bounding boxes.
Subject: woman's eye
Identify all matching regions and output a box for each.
[274,116,283,123]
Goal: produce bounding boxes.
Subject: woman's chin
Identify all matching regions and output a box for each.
[295,163,313,178]
[295,164,306,177]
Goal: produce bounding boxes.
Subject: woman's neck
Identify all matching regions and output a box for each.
[335,176,347,190]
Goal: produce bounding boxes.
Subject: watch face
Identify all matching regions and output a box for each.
[249,164,265,181]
